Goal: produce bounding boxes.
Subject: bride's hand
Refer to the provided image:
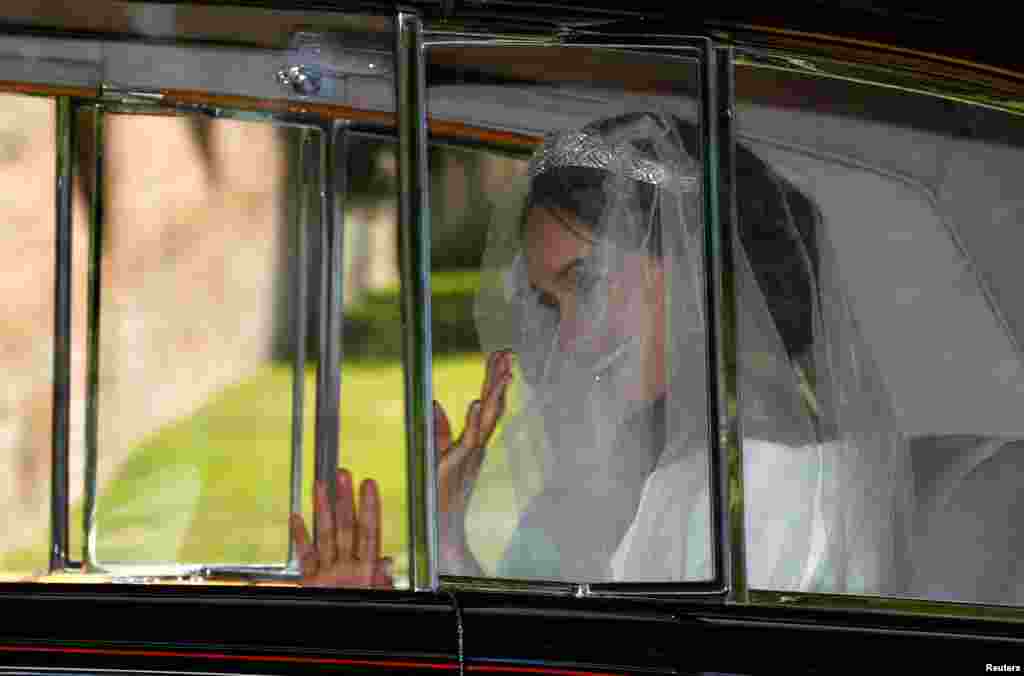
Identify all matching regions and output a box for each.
[435,350,513,567]
[290,468,393,588]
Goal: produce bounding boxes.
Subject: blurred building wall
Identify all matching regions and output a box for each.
[0,96,286,565]
[0,87,524,567]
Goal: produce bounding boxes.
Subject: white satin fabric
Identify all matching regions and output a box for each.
[612,438,840,591]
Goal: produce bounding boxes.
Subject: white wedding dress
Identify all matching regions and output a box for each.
[612,438,843,592]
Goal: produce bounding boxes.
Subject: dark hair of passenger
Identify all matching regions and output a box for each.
[524,111,820,359]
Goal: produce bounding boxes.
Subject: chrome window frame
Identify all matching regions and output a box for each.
[47,94,338,580]
[395,10,435,592]
[417,32,736,600]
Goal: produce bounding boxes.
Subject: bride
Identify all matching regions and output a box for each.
[290,111,912,594]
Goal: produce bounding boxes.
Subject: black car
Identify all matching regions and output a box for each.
[1,2,1023,673]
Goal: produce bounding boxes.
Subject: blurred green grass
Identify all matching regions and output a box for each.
[1,270,519,580]
[343,269,484,361]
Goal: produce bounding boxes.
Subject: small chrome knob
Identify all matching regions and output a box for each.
[277,65,322,96]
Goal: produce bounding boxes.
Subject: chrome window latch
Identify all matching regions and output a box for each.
[277,64,323,96]
[99,84,165,104]
[276,31,393,100]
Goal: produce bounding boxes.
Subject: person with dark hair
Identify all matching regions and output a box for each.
[292,111,911,592]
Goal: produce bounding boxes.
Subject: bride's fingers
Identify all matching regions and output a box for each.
[479,359,512,446]
[464,442,488,486]
[479,351,498,405]
[442,439,478,470]
[492,349,513,392]
[434,400,453,456]
[356,479,382,580]
[460,400,482,450]
[290,514,318,578]
[314,480,336,569]
[440,442,481,512]
[372,557,394,589]
[334,469,357,562]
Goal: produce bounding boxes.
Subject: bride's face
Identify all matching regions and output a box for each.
[523,205,667,404]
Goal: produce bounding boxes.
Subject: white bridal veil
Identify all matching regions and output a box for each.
[464,110,912,592]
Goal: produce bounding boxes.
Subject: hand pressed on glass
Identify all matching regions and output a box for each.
[288,351,512,587]
[435,349,514,576]
[289,469,393,588]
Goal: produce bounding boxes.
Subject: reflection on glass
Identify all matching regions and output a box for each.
[735,58,1024,604]
[83,113,318,573]
[429,144,528,577]
[336,132,410,588]
[427,46,711,583]
[0,94,57,578]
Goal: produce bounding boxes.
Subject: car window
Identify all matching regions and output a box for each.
[734,52,1024,604]
[337,131,410,587]
[0,15,411,587]
[425,43,717,585]
[428,141,530,578]
[86,111,322,575]
[0,103,326,580]
[0,92,56,578]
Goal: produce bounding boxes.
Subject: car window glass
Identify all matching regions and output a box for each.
[0,93,56,579]
[82,109,319,578]
[428,142,529,576]
[337,131,410,588]
[0,11,408,586]
[426,44,714,584]
[734,54,1024,604]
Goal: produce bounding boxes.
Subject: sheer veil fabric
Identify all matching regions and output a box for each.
[465,110,913,593]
